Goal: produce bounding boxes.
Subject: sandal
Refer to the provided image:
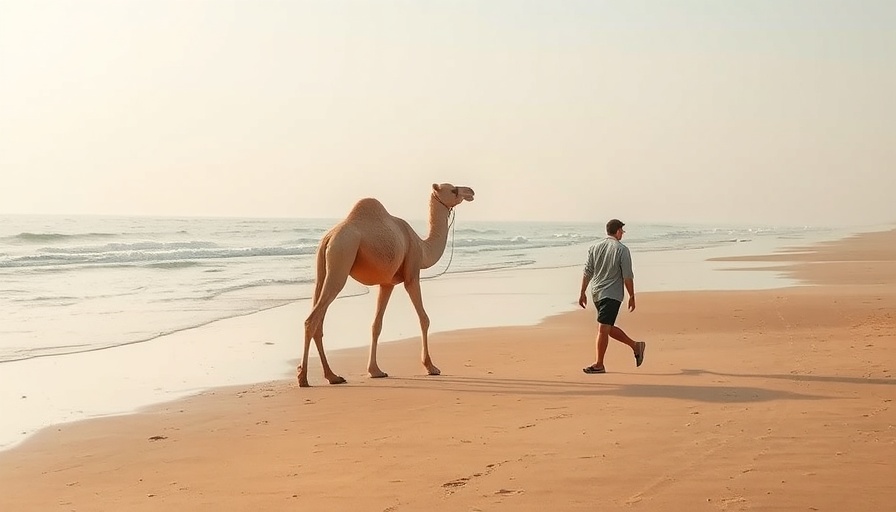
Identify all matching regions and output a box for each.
[635,341,646,367]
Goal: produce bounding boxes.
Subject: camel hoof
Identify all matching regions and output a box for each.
[327,376,347,385]
[426,366,441,376]
[368,371,389,379]
[297,366,310,387]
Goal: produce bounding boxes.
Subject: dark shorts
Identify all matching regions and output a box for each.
[595,297,622,326]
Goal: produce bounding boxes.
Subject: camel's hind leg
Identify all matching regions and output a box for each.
[367,284,394,378]
[404,276,440,376]
[299,235,355,387]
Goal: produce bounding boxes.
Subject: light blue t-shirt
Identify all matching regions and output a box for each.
[583,237,634,302]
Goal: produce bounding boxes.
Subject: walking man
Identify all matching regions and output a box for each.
[578,218,646,373]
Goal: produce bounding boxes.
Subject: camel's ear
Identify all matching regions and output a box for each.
[432,183,439,192]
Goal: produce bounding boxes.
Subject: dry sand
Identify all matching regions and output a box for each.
[1,230,894,511]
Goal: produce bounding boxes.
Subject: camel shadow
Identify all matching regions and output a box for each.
[677,368,895,386]
[367,375,831,403]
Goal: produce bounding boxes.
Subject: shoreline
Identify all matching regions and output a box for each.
[1,228,894,510]
[1,221,864,367]
[0,225,878,451]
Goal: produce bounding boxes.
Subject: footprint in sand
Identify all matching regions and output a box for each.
[442,477,469,489]
[494,488,524,496]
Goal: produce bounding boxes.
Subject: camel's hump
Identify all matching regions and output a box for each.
[348,197,390,216]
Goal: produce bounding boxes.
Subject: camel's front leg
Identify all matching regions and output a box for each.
[368,284,394,378]
[404,278,439,376]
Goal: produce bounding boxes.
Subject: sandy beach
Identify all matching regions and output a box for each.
[1,229,894,511]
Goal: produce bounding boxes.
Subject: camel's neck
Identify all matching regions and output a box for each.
[420,195,452,269]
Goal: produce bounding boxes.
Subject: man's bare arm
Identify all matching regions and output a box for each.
[579,273,592,308]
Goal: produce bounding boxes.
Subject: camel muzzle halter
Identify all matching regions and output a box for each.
[433,189,457,212]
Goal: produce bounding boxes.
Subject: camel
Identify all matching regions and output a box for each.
[297,182,476,387]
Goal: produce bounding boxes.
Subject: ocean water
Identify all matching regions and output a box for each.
[0,215,834,364]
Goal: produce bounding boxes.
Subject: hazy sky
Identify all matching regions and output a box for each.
[1,1,893,225]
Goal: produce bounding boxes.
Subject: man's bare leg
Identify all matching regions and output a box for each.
[610,325,638,353]
[595,323,612,367]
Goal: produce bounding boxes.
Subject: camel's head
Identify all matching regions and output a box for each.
[432,183,475,209]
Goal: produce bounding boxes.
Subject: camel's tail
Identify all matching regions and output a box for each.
[312,233,330,306]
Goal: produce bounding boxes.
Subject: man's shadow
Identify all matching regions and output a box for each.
[368,374,832,403]
[678,368,895,386]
